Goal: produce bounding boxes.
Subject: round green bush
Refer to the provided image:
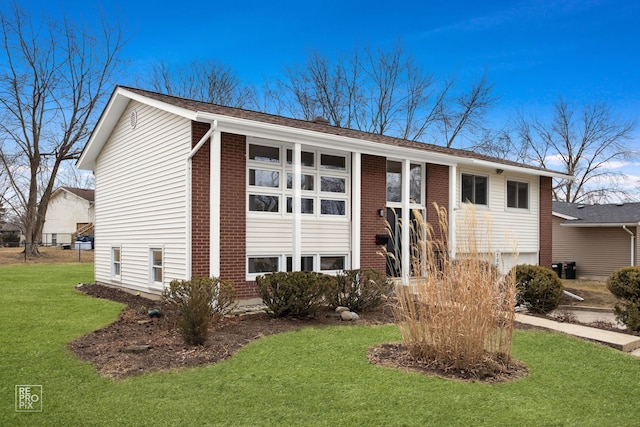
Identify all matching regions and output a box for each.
[606,266,640,331]
[512,264,564,314]
[256,271,334,318]
[328,269,393,312]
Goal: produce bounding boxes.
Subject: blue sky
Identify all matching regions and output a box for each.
[14,0,640,193]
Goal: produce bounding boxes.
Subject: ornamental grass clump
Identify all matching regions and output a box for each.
[392,204,517,374]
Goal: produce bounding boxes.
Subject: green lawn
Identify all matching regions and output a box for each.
[2,264,640,426]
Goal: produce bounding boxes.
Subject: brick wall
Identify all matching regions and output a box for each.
[360,155,387,272]
[191,121,211,277]
[539,176,552,268]
[191,127,254,298]
[425,163,450,241]
[219,133,252,298]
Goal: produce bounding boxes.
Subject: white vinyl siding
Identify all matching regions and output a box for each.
[41,191,94,245]
[456,168,540,269]
[553,217,637,278]
[94,101,190,293]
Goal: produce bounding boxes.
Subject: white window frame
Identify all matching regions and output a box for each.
[149,247,164,286]
[319,254,348,273]
[111,246,122,280]
[247,141,283,214]
[247,256,280,276]
[247,139,350,219]
[246,253,349,280]
[460,172,489,207]
[506,178,530,210]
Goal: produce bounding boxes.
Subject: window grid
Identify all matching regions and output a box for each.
[150,248,163,284]
[112,247,121,278]
[247,141,350,217]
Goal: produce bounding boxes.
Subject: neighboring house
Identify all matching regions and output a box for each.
[76,86,570,299]
[553,201,640,279]
[0,222,25,246]
[41,187,95,246]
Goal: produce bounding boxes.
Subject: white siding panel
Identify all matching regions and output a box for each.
[94,101,191,293]
[246,217,293,254]
[455,167,540,256]
[246,216,350,256]
[301,220,350,253]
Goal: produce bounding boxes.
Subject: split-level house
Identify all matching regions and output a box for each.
[77,86,570,299]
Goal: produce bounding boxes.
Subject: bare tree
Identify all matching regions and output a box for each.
[146,59,256,108]
[0,3,125,256]
[265,43,495,146]
[469,125,529,163]
[517,98,637,203]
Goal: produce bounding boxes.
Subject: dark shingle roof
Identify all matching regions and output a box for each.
[121,86,565,176]
[553,201,640,225]
[62,187,95,202]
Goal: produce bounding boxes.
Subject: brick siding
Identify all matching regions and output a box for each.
[425,163,450,241]
[191,122,211,277]
[539,176,552,268]
[360,155,387,272]
[219,133,252,298]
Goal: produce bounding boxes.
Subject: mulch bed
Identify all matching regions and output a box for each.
[70,283,532,382]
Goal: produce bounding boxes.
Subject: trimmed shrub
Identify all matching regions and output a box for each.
[512,264,564,314]
[328,269,394,312]
[256,271,334,318]
[163,277,236,345]
[607,266,640,331]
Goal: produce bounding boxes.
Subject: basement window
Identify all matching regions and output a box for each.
[112,247,121,278]
[150,248,163,284]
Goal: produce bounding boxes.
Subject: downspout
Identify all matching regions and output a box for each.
[622,225,635,266]
[186,120,217,280]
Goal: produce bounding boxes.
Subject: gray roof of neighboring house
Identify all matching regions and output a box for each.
[553,201,640,226]
[0,223,22,233]
[60,187,95,202]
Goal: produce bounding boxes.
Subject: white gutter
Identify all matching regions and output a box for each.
[186,120,218,279]
[189,121,217,160]
[194,111,571,180]
[623,225,636,266]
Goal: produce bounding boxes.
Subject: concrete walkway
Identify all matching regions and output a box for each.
[516,309,640,356]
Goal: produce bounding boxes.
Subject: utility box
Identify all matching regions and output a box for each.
[551,262,563,278]
[564,262,577,279]
[375,234,389,246]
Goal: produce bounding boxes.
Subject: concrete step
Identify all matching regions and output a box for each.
[515,313,640,353]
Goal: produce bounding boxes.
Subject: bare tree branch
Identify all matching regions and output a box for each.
[0,2,126,256]
[145,59,257,109]
[263,43,494,146]
[518,98,637,203]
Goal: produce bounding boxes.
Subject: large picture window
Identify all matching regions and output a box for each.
[507,180,529,209]
[248,141,349,217]
[461,173,488,205]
